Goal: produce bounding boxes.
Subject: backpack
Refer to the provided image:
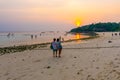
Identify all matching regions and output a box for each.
[50,43,53,49]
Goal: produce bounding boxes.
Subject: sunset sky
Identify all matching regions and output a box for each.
[0,0,120,31]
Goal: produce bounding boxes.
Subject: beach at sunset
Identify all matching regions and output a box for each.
[0,0,120,80]
[0,32,120,80]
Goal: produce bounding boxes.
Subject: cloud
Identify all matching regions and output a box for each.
[0,0,70,9]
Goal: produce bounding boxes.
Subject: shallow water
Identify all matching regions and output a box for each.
[0,31,88,47]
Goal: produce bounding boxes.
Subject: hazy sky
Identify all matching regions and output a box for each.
[0,0,120,31]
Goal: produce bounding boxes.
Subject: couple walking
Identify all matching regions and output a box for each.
[51,38,62,58]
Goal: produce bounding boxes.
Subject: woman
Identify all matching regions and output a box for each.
[56,38,62,57]
[51,38,57,57]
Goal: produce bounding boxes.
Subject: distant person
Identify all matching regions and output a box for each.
[50,38,57,57]
[40,33,41,36]
[115,33,117,36]
[31,35,33,39]
[112,33,113,36]
[7,33,10,38]
[35,35,37,39]
[59,36,61,41]
[11,33,14,36]
[62,38,64,41]
[56,38,62,58]
[103,33,105,35]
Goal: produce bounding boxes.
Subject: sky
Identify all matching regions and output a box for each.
[0,0,120,31]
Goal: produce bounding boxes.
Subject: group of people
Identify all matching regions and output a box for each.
[50,38,62,58]
[112,33,120,36]
[31,35,37,39]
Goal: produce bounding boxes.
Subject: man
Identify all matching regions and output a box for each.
[56,38,62,58]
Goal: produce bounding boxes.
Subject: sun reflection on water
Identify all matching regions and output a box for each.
[74,33,81,43]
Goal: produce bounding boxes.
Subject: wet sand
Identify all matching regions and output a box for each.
[0,32,120,80]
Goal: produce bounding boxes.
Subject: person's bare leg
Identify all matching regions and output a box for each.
[53,51,55,57]
[59,49,62,57]
[56,50,57,57]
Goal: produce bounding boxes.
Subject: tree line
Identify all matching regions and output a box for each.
[70,22,120,33]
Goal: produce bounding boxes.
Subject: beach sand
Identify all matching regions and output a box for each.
[0,32,120,80]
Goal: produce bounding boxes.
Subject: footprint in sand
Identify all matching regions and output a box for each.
[41,71,44,74]
[117,62,120,64]
[22,59,25,61]
[12,74,26,80]
[96,67,99,69]
[25,68,31,70]
[86,75,92,79]
[117,54,120,56]
[74,56,77,58]
[114,65,119,68]
[33,60,41,63]
[6,77,11,80]
[4,72,9,76]
[77,69,84,75]
[96,69,120,80]
[65,67,69,69]
[92,60,95,62]
[72,64,75,67]
[115,58,118,60]
[46,66,51,69]
[77,72,80,75]
[109,61,114,65]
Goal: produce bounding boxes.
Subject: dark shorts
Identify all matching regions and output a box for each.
[53,49,57,51]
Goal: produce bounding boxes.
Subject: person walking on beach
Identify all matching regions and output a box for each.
[51,38,57,57]
[56,38,62,57]
[31,35,33,39]
[35,35,37,39]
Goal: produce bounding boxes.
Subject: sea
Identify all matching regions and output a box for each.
[0,31,89,48]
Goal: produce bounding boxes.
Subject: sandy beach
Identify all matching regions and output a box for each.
[0,32,120,80]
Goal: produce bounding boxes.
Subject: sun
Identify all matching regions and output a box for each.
[76,21,80,27]
[75,19,81,27]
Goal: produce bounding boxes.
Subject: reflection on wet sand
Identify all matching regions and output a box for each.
[76,33,81,39]
[74,33,81,43]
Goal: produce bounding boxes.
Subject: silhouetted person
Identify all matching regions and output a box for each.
[115,33,117,36]
[112,33,113,36]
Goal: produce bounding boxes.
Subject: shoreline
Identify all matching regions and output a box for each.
[0,35,99,55]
